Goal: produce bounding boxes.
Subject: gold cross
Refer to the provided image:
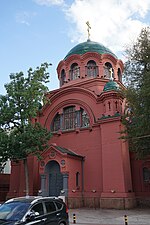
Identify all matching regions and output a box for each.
[86,21,91,40]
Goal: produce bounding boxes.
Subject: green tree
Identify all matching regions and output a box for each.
[0,63,52,195]
[122,27,150,158]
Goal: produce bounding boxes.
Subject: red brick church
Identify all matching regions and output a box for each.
[8,38,150,209]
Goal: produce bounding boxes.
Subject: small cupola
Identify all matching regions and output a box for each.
[103,80,120,92]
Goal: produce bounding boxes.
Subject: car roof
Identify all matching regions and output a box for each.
[5,196,63,204]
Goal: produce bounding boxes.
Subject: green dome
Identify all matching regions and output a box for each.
[64,40,117,60]
[103,80,120,92]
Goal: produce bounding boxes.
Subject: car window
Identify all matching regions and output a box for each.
[45,201,56,213]
[0,202,30,221]
[55,201,63,210]
[31,203,44,215]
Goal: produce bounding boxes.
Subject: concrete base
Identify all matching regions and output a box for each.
[136,197,150,208]
[100,197,137,209]
[83,197,100,208]
[68,197,100,208]
[68,197,137,209]
[68,197,84,208]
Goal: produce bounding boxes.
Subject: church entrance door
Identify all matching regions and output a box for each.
[45,160,63,197]
[49,173,63,196]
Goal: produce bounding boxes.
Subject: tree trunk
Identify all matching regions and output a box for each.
[23,158,29,196]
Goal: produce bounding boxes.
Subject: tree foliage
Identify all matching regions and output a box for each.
[122,27,150,158]
[0,63,52,193]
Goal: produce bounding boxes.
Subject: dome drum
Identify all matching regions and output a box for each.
[57,40,123,87]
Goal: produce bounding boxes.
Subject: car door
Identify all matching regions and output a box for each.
[25,202,46,225]
[43,201,59,225]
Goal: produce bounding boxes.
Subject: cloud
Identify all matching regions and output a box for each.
[16,11,37,26]
[34,0,65,6]
[64,0,150,58]
[33,0,150,59]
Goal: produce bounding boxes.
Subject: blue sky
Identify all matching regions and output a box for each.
[1,0,150,95]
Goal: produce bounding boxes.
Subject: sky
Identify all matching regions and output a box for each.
[1,0,150,95]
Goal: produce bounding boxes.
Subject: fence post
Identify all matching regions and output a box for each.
[73,213,76,224]
[124,215,128,225]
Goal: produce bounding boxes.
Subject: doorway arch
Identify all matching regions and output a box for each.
[45,160,63,197]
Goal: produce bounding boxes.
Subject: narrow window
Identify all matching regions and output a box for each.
[69,63,80,80]
[117,68,122,82]
[60,69,66,86]
[108,102,111,110]
[120,102,122,113]
[115,101,118,110]
[86,60,98,77]
[104,104,106,113]
[76,172,80,187]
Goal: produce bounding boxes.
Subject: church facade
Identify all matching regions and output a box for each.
[8,39,150,209]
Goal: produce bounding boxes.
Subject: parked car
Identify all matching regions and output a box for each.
[0,196,69,225]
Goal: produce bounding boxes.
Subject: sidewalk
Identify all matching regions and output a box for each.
[69,208,150,225]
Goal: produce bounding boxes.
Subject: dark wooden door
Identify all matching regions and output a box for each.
[49,173,63,196]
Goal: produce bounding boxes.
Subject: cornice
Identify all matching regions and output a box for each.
[97,91,124,102]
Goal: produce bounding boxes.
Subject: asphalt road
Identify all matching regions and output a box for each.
[69,208,150,225]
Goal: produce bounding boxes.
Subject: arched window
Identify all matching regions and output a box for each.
[69,63,80,80]
[51,113,60,132]
[104,62,114,79]
[86,60,98,77]
[60,69,66,86]
[117,68,122,82]
[51,106,90,132]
